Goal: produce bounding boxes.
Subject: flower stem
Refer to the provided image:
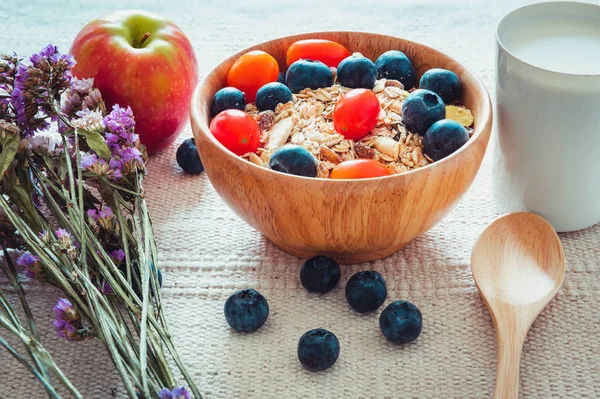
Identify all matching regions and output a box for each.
[61,134,78,208]
[0,301,83,399]
[0,246,49,381]
[0,335,64,399]
[73,129,88,280]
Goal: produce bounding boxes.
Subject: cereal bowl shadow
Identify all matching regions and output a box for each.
[191,32,492,264]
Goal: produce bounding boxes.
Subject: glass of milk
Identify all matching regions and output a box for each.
[493,1,600,232]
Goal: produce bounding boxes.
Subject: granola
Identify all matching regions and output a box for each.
[244,78,473,178]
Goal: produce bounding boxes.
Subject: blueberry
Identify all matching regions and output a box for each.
[224,289,269,333]
[277,72,286,84]
[285,59,333,93]
[423,119,469,161]
[269,145,317,177]
[176,138,204,175]
[379,300,422,344]
[211,87,246,117]
[419,68,462,104]
[256,82,293,112]
[337,54,377,89]
[345,271,387,313]
[300,255,341,293]
[401,89,446,134]
[375,50,416,89]
[297,328,340,372]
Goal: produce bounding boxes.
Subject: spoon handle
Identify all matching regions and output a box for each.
[494,329,525,399]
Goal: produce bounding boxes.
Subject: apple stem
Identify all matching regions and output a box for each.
[139,32,151,47]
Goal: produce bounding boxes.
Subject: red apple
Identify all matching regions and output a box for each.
[70,10,198,154]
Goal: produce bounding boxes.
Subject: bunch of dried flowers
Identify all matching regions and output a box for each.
[0,45,200,398]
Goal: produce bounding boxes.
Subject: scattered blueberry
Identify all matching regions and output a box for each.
[345,271,387,313]
[423,119,469,161]
[297,328,340,372]
[401,89,446,134]
[224,289,269,333]
[269,145,317,177]
[300,255,341,293]
[337,54,377,89]
[176,138,204,175]
[375,50,416,89]
[419,68,462,104]
[277,71,286,84]
[211,87,246,117]
[286,59,333,93]
[256,82,293,112]
[379,300,422,344]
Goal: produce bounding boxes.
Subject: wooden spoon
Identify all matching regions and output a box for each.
[471,212,565,399]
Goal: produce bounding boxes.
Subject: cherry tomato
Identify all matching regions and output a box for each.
[209,109,261,156]
[227,50,279,102]
[333,89,380,140]
[330,159,392,179]
[286,39,351,68]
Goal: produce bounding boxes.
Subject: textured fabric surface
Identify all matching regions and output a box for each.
[2,0,600,398]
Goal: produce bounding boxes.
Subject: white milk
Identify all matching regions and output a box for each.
[501,16,600,75]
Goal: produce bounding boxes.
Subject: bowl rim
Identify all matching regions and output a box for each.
[191,31,492,183]
[496,1,600,78]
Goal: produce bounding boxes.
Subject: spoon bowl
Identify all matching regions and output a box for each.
[471,212,565,399]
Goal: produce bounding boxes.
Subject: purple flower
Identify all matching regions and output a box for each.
[38,230,50,243]
[38,45,75,75]
[54,298,74,317]
[16,252,38,267]
[80,153,97,170]
[16,252,40,279]
[95,206,116,230]
[118,147,144,174]
[108,158,123,180]
[10,64,35,134]
[89,205,115,230]
[103,104,135,137]
[87,209,99,221]
[9,45,75,137]
[53,298,87,341]
[30,45,75,71]
[55,228,70,240]
[55,228,72,248]
[122,132,140,146]
[53,298,77,338]
[119,147,143,163]
[81,155,123,181]
[105,132,120,150]
[97,102,147,178]
[110,249,125,264]
[98,206,113,219]
[159,387,191,399]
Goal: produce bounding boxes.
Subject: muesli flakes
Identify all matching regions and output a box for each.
[245,79,463,176]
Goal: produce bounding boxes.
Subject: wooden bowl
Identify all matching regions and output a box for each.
[190,32,492,264]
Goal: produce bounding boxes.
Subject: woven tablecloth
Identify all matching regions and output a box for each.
[2,0,600,397]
